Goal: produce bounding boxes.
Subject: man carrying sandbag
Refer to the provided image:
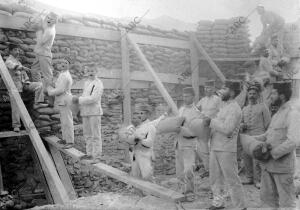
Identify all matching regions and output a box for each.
[204,80,246,210]
[240,82,271,189]
[175,87,202,202]
[253,81,300,209]
[196,80,222,177]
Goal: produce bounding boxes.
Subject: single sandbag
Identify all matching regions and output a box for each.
[156,116,185,134]
[240,134,264,157]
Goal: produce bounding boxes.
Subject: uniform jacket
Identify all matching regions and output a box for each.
[79,78,103,116]
[5,55,30,92]
[242,102,271,136]
[34,26,55,58]
[176,103,202,149]
[134,119,156,159]
[48,70,73,106]
[197,95,222,118]
[255,101,300,173]
[210,100,242,152]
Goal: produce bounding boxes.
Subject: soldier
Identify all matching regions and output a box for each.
[130,104,156,181]
[205,80,246,210]
[196,80,222,176]
[254,81,300,209]
[47,58,74,149]
[240,82,271,189]
[26,12,58,106]
[254,5,285,51]
[5,43,44,132]
[176,87,202,201]
[72,65,104,162]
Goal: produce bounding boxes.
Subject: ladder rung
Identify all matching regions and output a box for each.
[0,130,28,138]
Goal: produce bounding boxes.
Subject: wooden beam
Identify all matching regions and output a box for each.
[121,29,131,125]
[127,34,179,115]
[190,33,226,83]
[190,42,200,102]
[43,136,185,202]
[198,57,260,62]
[49,144,77,200]
[129,33,189,49]
[0,55,69,204]
[0,130,27,138]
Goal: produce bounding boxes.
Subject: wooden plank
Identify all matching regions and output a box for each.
[0,162,3,192]
[48,144,77,200]
[43,136,185,202]
[198,57,260,62]
[190,42,200,102]
[121,29,131,125]
[190,33,226,83]
[0,55,69,204]
[129,33,189,49]
[0,130,28,138]
[127,34,179,115]
[26,140,54,204]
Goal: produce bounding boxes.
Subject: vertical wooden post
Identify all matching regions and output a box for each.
[190,42,200,102]
[121,29,131,125]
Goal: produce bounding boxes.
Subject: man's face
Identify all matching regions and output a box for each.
[58,60,69,71]
[270,89,281,105]
[205,86,214,97]
[219,87,231,101]
[136,110,148,123]
[271,38,279,47]
[248,89,258,102]
[257,7,264,15]
[45,15,57,27]
[11,47,20,58]
[183,93,194,105]
[85,67,97,79]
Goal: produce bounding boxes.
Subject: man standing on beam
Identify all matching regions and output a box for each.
[204,80,246,210]
[25,11,58,106]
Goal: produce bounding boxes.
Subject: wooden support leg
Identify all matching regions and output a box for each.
[26,140,54,204]
[0,162,3,193]
[48,144,77,200]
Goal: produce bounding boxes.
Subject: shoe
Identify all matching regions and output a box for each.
[57,140,67,145]
[207,205,225,210]
[63,143,74,149]
[91,158,101,164]
[80,155,93,160]
[13,127,20,132]
[200,171,209,178]
[184,192,195,202]
[242,178,254,185]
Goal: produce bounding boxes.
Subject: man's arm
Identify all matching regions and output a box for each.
[47,75,68,96]
[210,105,241,136]
[40,29,55,46]
[79,81,103,105]
[271,109,300,159]
[140,125,156,148]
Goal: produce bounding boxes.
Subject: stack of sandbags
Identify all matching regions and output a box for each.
[283,22,300,58]
[0,2,38,18]
[225,17,251,58]
[32,104,60,133]
[211,19,229,58]
[196,20,213,54]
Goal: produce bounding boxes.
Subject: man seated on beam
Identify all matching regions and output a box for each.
[5,43,44,132]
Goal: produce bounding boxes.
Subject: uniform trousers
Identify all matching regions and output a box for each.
[32,55,53,92]
[58,105,74,144]
[209,150,246,208]
[82,116,102,158]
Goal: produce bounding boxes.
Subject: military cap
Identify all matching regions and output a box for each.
[272,81,292,92]
[248,81,262,93]
[136,104,152,113]
[204,80,215,87]
[47,12,59,22]
[63,56,72,64]
[225,79,241,93]
[183,87,195,95]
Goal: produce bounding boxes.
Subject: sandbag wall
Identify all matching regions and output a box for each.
[196,18,251,58]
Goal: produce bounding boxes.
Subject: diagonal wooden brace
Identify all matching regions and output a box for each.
[0,55,69,204]
[127,34,179,115]
[190,33,226,83]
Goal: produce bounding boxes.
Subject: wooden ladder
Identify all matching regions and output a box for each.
[0,55,76,204]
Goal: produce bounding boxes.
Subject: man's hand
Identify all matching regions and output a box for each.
[253,143,272,161]
[72,96,79,104]
[240,123,247,132]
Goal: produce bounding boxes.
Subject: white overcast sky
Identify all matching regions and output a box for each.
[36,0,299,39]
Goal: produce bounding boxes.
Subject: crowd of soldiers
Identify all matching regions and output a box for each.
[1,5,299,210]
